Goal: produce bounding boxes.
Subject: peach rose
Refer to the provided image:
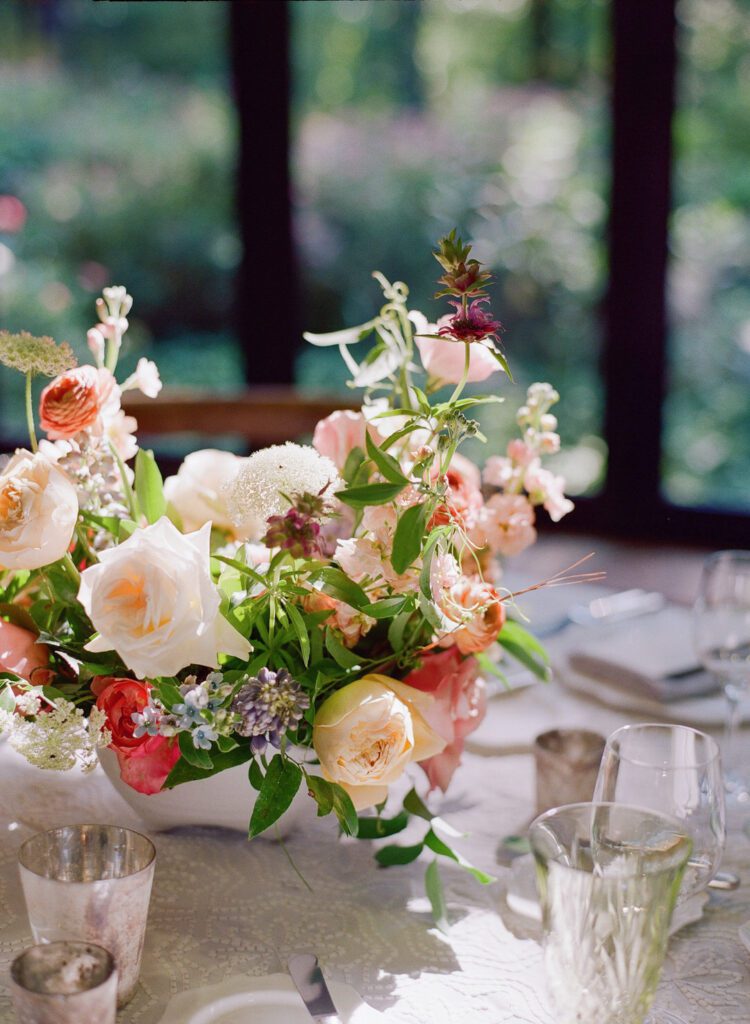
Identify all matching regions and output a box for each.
[0,449,78,570]
[0,620,49,682]
[404,648,487,791]
[312,674,445,810]
[430,554,505,654]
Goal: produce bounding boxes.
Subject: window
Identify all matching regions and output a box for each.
[0,0,240,438]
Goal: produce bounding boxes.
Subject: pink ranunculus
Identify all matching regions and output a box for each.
[405,648,487,792]
[0,620,49,682]
[475,493,537,557]
[313,410,379,471]
[415,324,499,385]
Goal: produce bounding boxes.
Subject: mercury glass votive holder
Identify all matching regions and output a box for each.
[10,941,117,1024]
[534,728,606,814]
[18,824,155,1008]
[530,802,692,1024]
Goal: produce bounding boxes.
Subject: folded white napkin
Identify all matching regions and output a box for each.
[566,605,718,703]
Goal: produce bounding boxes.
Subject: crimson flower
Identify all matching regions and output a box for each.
[438,298,502,344]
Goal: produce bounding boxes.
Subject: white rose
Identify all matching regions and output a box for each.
[0,449,78,570]
[78,516,251,679]
[312,674,445,810]
[164,449,256,536]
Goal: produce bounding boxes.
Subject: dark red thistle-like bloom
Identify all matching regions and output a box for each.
[263,508,323,558]
[438,298,502,344]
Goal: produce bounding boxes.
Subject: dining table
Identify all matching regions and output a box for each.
[1,564,749,1024]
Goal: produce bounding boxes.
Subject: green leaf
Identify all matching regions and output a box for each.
[118,519,138,541]
[306,775,334,817]
[316,567,368,609]
[498,620,550,681]
[331,783,359,836]
[335,482,406,509]
[356,810,409,839]
[248,758,264,791]
[424,830,495,885]
[248,754,302,837]
[403,787,433,822]
[474,651,510,688]
[285,601,311,667]
[391,502,428,575]
[419,527,450,599]
[387,609,412,652]
[489,345,513,382]
[360,596,408,620]
[213,554,268,590]
[375,842,424,866]
[425,860,450,933]
[365,431,409,486]
[178,731,213,770]
[342,446,366,486]
[154,680,184,710]
[0,685,16,713]
[217,735,239,753]
[165,742,252,788]
[324,628,362,669]
[134,449,166,524]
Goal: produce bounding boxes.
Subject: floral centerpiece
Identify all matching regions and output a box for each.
[0,233,576,914]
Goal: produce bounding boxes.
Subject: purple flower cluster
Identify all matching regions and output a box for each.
[263,507,323,558]
[230,667,310,754]
[438,298,502,345]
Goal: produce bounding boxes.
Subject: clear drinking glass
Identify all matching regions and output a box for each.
[18,824,155,1008]
[693,550,750,798]
[530,802,692,1024]
[593,723,725,900]
[10,941,117,1024]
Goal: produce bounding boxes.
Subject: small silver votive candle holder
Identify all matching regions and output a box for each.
[534,728,606,815]
[10,941,117,1024]
[18,824,155,1008]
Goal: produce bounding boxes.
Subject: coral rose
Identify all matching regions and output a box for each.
[92,676,179,794]
[0,620,49,682]
[0,449,78,570]
[312,674,445,810]
[404,648,487,792]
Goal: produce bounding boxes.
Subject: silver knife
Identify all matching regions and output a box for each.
[288,953,342,1024]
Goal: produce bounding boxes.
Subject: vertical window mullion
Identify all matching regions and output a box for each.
[230,1,297,386]
[603,0,676,532]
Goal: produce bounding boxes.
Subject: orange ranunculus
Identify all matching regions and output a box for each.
[39,366,112,439]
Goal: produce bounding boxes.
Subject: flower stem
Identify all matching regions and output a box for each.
[25,372,38,453]
[61,552,81,589]
[105,326,120,374]
[447,342,471,406]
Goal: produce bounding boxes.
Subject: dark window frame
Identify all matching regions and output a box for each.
[231,0,748,547]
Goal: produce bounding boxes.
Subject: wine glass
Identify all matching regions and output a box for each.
[593,723,725,900]
[693,550,750,800]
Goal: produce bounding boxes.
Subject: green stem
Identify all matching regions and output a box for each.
[109,442,139,521]
[25,372,38,453]
[447,342,471,406]
[61,552,81,589]
[105,326,120,374]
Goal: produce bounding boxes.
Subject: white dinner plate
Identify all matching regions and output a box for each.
[157,972,385,1024]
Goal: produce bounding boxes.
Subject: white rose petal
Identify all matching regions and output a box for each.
[164,449,256,536]
[0,449,78,570]
[78,517,251,679]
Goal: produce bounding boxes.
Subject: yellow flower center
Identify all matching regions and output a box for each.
[0,480,25,528]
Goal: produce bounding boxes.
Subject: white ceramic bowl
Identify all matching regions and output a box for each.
[98,747,313,837]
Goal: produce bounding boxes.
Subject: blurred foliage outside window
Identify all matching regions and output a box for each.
[0,0,241,437]
[664,0,750,511]
[291,0,610,497]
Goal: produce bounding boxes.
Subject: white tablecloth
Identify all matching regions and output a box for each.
[2,660,750,1024]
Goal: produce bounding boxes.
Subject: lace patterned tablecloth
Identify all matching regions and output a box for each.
[1,678,749,1024]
